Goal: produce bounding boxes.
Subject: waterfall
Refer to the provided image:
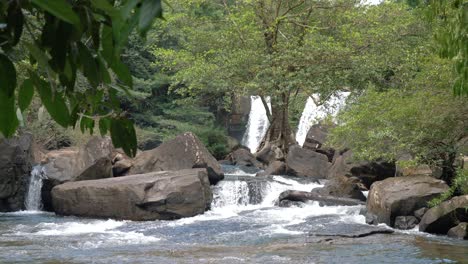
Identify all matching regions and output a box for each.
[241,96,271,153]
[211,175,320,209]
[295,92,350,146]
[25,165,45,211]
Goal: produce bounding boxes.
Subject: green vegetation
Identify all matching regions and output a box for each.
[429,168,468,207]
[0,0,164,157]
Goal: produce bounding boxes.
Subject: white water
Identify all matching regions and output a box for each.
[25,165,45,211]
[295,92,350,146]
[241,96,271,153]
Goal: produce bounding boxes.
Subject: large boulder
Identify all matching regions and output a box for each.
[129,132,224,185]
[226,147,262,168]
[285,145,330,179]
[41,136,114,183]
[447,223,468,240]
[419,195,468,234]
[40,137,115,211]
[312,176,366,201]
[302,124,335,162]
[256,161,287,177]
[366,176,449,227]
[329,150,395,188]
[0,133,33,211]
[278,190,365,207]
[52,169,212,221]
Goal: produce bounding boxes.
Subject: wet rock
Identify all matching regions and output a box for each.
[278,190,365,207]
[52,169,212,221]
[419,195,468,234]
[255,143,285,165]
[447,223,468,240]
[0,133,33,211]
[309,223,393,238]
[286,145,330,179]
[365,213,379,225]
[414,207,428,221]
[311,176,366,201]
[329,150,395,188]
[394,216,419,230]
[256,161,287,176]
[130,132,224,185]
[226,147,262,168]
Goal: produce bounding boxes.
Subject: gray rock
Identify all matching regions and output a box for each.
[52,169,212,221]
[129,132,224,185]
[71,157,113,182]
[302,124,335,162]
[286,145,330,179]
[394,216,419,230]
[419,195,468,234]
[366,176,448,227]
[329,150,395,189]
[312,176,366,201]
[278,190,365,207]
[447,223,468,240]
[226,147,262,168]
[256,161,287,176]
[309,223,393,238]
[0,133,33,211]
[112,159,133,177]
[365,213,379,225]
[414,207,428,220]
[42,136,114,183]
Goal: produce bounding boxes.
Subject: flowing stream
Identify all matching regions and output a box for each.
[1,166,467,263]
[241,96,271,153]
[295,92,350,146]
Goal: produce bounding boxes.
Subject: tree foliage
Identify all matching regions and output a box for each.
[0,0,164,157]
[428,0,468,96]
[153,0,427,152]
[329,55,468,175]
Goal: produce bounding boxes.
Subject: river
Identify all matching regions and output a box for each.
[0,166,467,263]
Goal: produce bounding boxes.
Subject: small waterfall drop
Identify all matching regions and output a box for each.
[295,92,350,146]
[211,175,321,209]
[25,165,45,211]
[241,96,271,153]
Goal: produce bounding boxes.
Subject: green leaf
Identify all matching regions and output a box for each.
[25,42,50,69]
[31,73,71,127]
[99,117,111,136]
[91,0,119,17]
[18,79,34,111]
[138,0,163,36]
[31,0,81,27]
[0,53,17,98]
[77,43,100,88]
[0,90,19,137]
[110,117,137,157]
[110,59,133,88]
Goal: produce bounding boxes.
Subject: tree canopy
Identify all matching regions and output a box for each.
[0,0,164,157]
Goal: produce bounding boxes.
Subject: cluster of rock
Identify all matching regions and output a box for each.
[225,123,467,240]
[1,132,222,221]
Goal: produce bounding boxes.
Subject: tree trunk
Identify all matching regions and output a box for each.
[257,92,294,156]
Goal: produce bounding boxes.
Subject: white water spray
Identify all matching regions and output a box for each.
[241,96,271,153]
[25,165,45,211]
[295,92,350,146]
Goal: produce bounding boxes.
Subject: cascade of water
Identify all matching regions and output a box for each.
[241,96,271,153]
[25,165,45,211]
[295,92,350,146]
[211,175,321,209]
